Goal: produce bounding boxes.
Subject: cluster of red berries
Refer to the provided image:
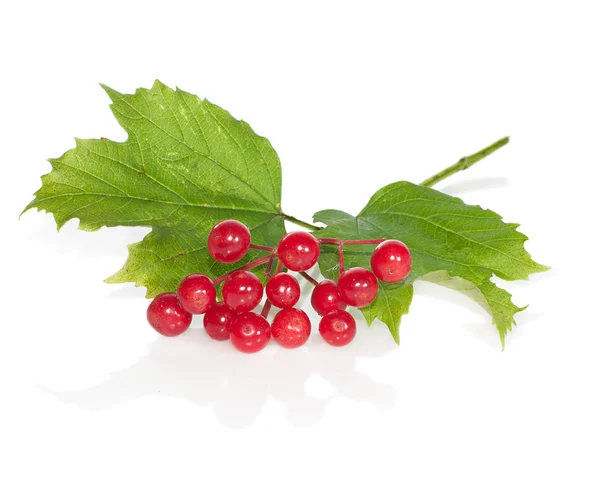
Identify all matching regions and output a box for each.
[147,219,412,353]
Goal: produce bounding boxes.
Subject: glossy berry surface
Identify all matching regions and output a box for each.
[337,267,379,307]
[229,312,271,353]
[277,231,320,272]
[147,293,192,337]
[319,310,356,347]
[266,273,301,308]
[222,270,263,312]
[311,279,347,316]
[207,219,251,264]
[203,302,236,341]
[176,274,216,314]
[370,239,412,283]
[271,308,311,348]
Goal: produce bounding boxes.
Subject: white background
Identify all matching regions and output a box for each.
[2,1,599,489]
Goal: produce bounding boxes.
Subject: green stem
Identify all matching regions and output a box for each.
[420,136,509,188]
[281,214,322,231]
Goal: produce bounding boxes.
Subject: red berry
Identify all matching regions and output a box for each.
[271,308,311,348]
[370,239,412,283]
[337,267,379,307]
[203,302,236,341]
[229,312,271,353]
[266,273,301,309]
[147,293,192,337]
[176,274,216,314]
[311,279,347,316]
[222,270,264,312]
[208,219,251,264]
[319,310,356,347]
[277,231,320,272]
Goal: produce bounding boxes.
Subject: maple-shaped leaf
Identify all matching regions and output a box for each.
[313,182,549,347]
[23,80,285,296]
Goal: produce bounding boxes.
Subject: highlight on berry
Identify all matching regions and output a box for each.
[146,220,412,353]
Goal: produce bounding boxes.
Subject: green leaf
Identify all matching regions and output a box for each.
[313,182,548,347]
[24,80,285,296]
[360,282,414,344]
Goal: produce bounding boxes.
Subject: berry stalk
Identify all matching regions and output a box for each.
[264,254,275,278]
[249,244,276,252]
[213,254,274,285]
[261,260,283,318]
[338,244,345,274]
[260,299,272,318]
[299,271,319,286]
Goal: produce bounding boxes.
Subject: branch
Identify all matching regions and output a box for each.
[420,137,509,188]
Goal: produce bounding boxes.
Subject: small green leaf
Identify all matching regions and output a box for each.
[24,81,285,296]
[360,282,414,344]
[314,181,548,346]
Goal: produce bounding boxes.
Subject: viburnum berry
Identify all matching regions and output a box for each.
[203,302,236,341]
[337,267,379,307]
[222,270,263,312]
[147,293,192,337]
[229,312,271,353]
[271,308,311,348]
[319,310,356,347]
[277,231,320,271]
[208,219,251,264]
[370,239,412,283]
[176,273,216,314]
[266,273,301,308]
[311,279,347,316]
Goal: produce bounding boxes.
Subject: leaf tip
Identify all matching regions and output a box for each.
[19,202,34,220]
[516,304,529,317]
[104,270,129,286]
[103,275,117,285]
[498,327,507,351]
[152,79,166,90]
[100,83,121,101]
[538,263,551,273]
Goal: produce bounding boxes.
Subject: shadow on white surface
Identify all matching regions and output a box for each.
[413,279,546,349]
[438,176,509,196]
[104,284,149,299]
[22,213,148,258]
[42,324,398,428]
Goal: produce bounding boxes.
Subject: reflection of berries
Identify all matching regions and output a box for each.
[337,267,379,307]
[319,310,356,347]
[147,293,192,337]
[230,312,271,353]
[208,219,251,263]
[271,308,311,348]
[370,239,412,283]
[266,273,301,308]
[222,270,263,312]
[311,279,347,316]
[203,302,236,341]
[176,274,216,314]
[277,231,320,271]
